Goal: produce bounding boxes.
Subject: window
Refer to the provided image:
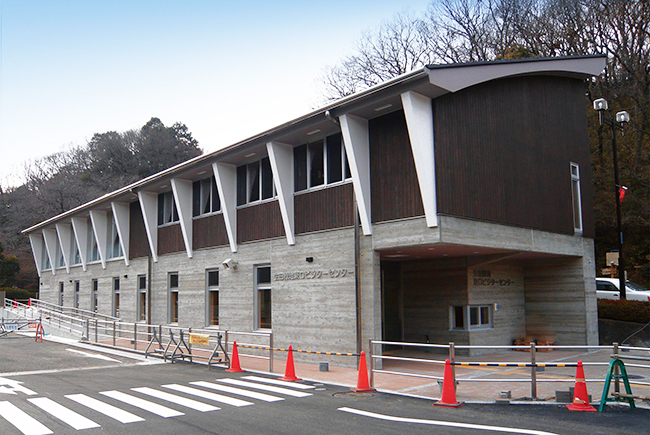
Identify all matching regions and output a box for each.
[294,133,351,193]
[570,163,583,233]
[158,191,179,226]
[59,282,64,306]
[255,266,272,330]
[137,275,147,322]
[91,279,98,312]
[56,242,65,268]
[87,224,99,262]
[113,277,120,317]
[193,177,221,217]
[168,273,179,323]
[42,236,51,270]
[70,235,81,265]
[73,281,80,309]
[107,213,123,259]
[206,270,219,326]
[450,305,492,330]
[237,157,275,206]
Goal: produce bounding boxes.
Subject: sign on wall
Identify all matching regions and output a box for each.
[274,269,354,281]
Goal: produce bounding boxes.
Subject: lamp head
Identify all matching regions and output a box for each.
[615,111,630,124]
[593,98,608,111]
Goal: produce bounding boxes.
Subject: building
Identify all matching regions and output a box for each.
[24,55,606,361]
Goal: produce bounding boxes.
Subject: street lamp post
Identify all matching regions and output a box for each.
[593,98,630,299]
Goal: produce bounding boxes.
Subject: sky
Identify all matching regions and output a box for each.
[0,0,432,188]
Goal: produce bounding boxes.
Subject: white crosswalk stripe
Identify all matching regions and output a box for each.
[0,377,318,434]
[162,384,254,407]
[100,390,184,418]
[190,381,284,402]
[66,394,144,424]
[0,401,52,435]
[242,376,316,389]
[131,387,220,412]
[217,379,313,397]
[27,397,99,430]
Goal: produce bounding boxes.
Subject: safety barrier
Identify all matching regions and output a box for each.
[368,339,650,400]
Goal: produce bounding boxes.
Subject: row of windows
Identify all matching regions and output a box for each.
[56,266,272,330]
[43,213,122,271]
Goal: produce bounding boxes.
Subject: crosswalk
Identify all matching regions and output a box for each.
[0,375,316,435]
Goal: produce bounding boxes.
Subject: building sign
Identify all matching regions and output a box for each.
[274,269,353,281]
[472,269,514,287]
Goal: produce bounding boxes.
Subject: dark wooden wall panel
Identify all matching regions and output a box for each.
[193,214,229,249]
[237,200,285,243]
[295,183,354,234]
[369,110,425,223]
[158,223,185,255]
[434,76,594,237]
[129,202,150,259]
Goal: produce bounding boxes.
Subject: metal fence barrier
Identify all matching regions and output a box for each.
[369,339,650,400]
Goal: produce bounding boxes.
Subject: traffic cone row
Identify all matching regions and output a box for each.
[566,360,596,412]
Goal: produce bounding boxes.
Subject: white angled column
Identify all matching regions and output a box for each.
[89,210,108,269]
[55,223,72,273]
[138,191,158,262]
[28,233,44,277]
[71,217,89,271]
[267,141,295,246]
[213,162,238,253]
[171,179,193,259]
[401,91,438,228]
[340,114,373,235]
[111,202,131,266]
[42,228,58,276]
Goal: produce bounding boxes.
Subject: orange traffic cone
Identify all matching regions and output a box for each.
[13,299,17,308]
[434,359,464,407]
[226,341,245,373]
[279,345,301,381]
[351,351,376,393]
[28,298,31,307]
[567,360,596,411]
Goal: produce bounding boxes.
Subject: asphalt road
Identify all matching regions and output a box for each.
[0,334,647,435]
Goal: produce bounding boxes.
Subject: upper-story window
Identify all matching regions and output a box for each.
[237,157,275,206]
[107,213,123,259]
[41,235,51,270]
[158,191,179,226]
[294,133,351,193]
[570,162,583,233]
[70,232,81,265]
[56,241,65,268]
[87,221,100,262]
[193,176,221,217]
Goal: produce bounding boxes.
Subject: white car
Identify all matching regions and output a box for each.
[596,278,650,301]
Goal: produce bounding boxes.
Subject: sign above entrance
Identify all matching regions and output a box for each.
[472,269,515,287]
[274,269,354,281]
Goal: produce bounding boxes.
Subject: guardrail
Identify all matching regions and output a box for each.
[3,298,273,370]
[369,339,650,400]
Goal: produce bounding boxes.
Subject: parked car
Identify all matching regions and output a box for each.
[596,278,650,301]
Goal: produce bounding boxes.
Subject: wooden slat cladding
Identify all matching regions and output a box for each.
[434,76,594,237]
[129,202,150,259]
[158,223,185,255]
[193,213,229,249]
[295,183,354,234]
[237,200,285,243]
[369,110,425,223]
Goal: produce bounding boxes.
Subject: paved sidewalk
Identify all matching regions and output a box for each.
[231,346,650,409]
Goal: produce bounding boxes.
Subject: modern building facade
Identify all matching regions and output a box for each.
[24,55,606,361]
